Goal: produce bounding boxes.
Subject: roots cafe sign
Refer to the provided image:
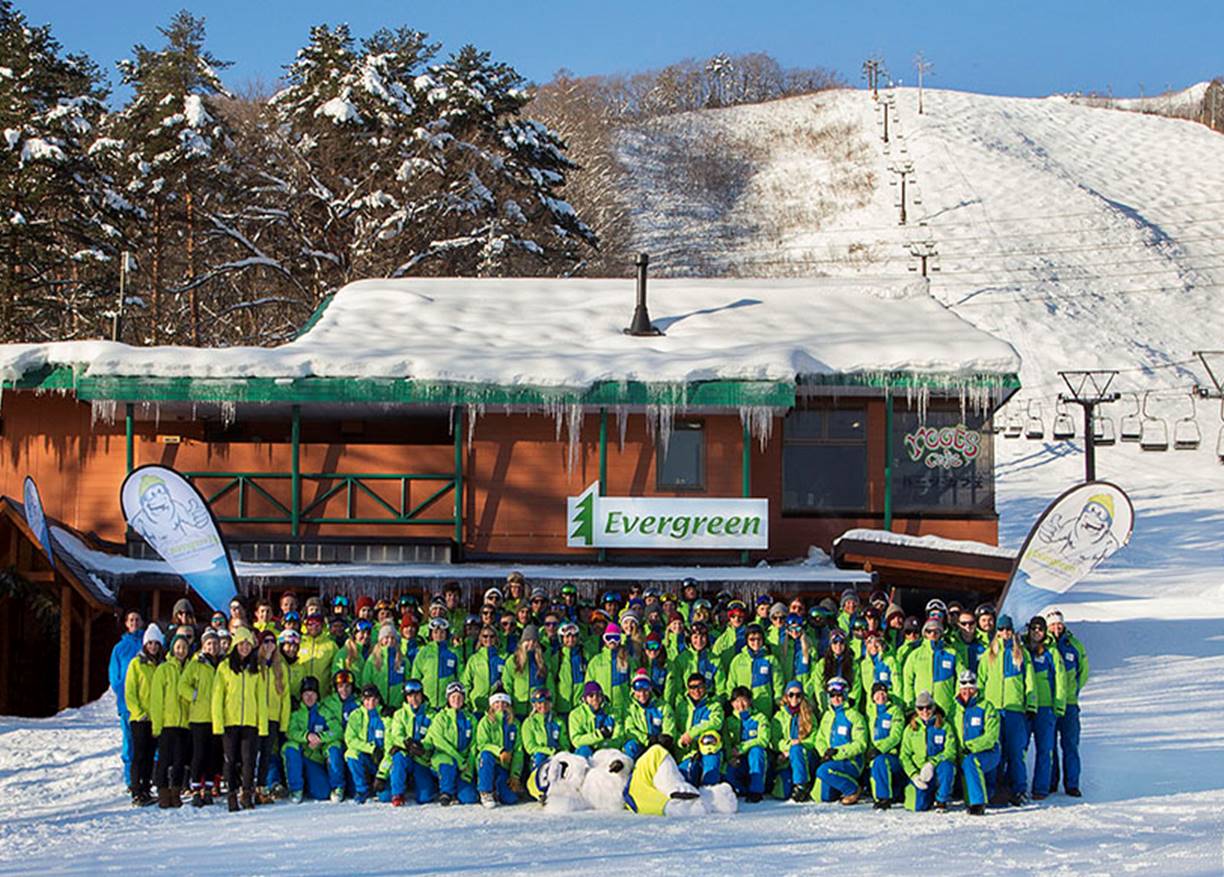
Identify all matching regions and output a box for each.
[902,423,983,470]
[566,483,768,550]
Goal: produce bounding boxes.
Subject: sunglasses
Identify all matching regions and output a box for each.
[543,621,558,627]
[687,683,706,691]
[958,621,975,628]
[785,691,802,698]
[916,705,934,712]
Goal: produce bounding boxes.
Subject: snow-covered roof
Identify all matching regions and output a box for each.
[834,528,1017,560]
[0,277,1020,392]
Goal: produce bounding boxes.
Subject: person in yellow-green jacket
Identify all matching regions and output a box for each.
[331,618,373,680]
[674,673,725,787]
[344,684,389,804]
[811,676,868,805]
[411,617,462,708]
[623,668,676,760]
[771,680,820,801]
[462,625,507,713]
[901,618,966,715]
[977,614,1034,805]
[711,601,750,670]
[1046,609,1088,797]
[569,681,623,756]
[586,622,637,720]
[1025,615,1066,800]
[422,680,480,805]
[723,685,771,802]
[665,623,719,713]
[722,624,783,718]
[554,622,587,716]
[865,678,906,809]
[858,631,900,705]
[475,692,523,808]
[360,623,407,712]
[384,678,437,806]
[124,623,164,807]
[950,670,1000,815]
[501,625,553,719]
[150,631,190,808]
[521,687,570,772]
[211,627,268,812]
[278,629,310,700]
[298,611,338,700]
[283,676,346,802]
[256,630,292,801]
[900,690,956,811]
[179,628,223,807]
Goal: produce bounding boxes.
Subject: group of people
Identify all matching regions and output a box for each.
[108,574,1088,815]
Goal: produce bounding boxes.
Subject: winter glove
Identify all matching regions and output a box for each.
[600,725,614,740]
[647,735,660,748]
[658,734,674,751]
[669,790,700,800]
[507,775,524,794]
[911,774,929,791]
[372,777,387,794]
[919,762,935,784]
[405,739,426,759]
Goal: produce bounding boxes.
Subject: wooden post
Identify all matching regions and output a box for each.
[58,585,72,711]
[81,611,92,704]
[151,588,161,626]
[0,596,9,714]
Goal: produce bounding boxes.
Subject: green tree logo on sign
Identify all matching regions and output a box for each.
[569,484,596,546]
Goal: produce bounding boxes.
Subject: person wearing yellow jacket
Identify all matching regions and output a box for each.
[124,623,164,806]
[211,627,268,812]
[179,628,223,807]
[811,676,868,805]
[771,680,820,801]
[298,611,338,699]
[950,670,1000,815]
[475,692,523,808]
[865,679,906,809]
[256,630,292,801]
[1025,615,1066,800]
[422,681,480,805]
[723,686,771,802]
[150,632,191,808]
[900,690,956,811]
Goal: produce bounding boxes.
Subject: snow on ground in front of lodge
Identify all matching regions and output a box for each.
[3,88,1224,874]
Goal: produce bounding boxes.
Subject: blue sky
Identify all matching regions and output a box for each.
[31,0,1223,100]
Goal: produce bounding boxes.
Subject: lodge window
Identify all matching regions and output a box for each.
[782,408,868,513]
[656,421,705,490]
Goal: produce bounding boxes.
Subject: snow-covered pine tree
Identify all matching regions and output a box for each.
[0,1,134,341]
[107,10,236,344]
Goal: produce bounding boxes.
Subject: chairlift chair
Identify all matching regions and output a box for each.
[1004,407,1024,438]
[1216,400,1224,463]
[1092,413,1116,446]
[1024,400,1045,439]
[1139,391,1169,452]
[1173,393,1201,450]
[1052,400,1076,440]
[1119,393,1142,443]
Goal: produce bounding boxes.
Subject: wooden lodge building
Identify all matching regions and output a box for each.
[0,271,1020,714]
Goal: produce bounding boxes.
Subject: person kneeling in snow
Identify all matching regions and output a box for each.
[723,686,770,803]
[475,692,523,808]
[422,681,479,805]
[623,669,676,760]
[901,690,956,811]
[811,676,867,805]
[674,673,725,787]
[284,676,343,802]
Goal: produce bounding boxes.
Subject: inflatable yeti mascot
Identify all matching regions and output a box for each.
[528,746,737,817]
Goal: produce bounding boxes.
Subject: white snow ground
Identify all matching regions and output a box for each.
[2,88,1224,874]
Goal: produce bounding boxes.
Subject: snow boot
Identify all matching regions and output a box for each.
[480,792,497,809]
[1007,792,1026,807]
[192,789,205,809]
[227,792,240,813]
[934,801,948,812]
[240,789,256,810]
[1066,788,1083,798]
[746,792,762,804]
[158,787,173,809]
[438,792,453,807]
[290,791,303,804]
[329,788,344,804]
[170,787,183,808]
[839,786,861,806]
[968,804,986,816]
[271,783,288,800]
[873,799,892,810]
[391,795,405,807]
[790,784,810,803]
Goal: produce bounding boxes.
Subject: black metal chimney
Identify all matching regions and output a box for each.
[624,252,663,336]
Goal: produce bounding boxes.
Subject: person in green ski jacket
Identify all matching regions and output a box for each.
[900,690,956,811]
[1025,615,1066,800]
[501,625,553,719]
[1046,609,1088,796]
[462,625,507,713]
[775,614,816,690]
[568,681,622,756]
[811,629,858,710]
[411,618,462,709]
[422,681,479,805]
[554,622,587,717]
[125,623,164,807]
[211,627,268,812]
[586,623,636,720]
[150,632,190,808]
[771,680,820,800]
[384,678,437,806]
[666,623,719,713]
[858,631,900,705]
[331,618,373,680]
[722,624,783,717]
[475,692,523,808]
[360,624,406,712]
[344,684,388,803]
[283,676,346,802]
[811,676,867,805]
[723,685,771,802]
[950,670,1000,815]
[623,668,676,760]
[902,619,966,714]
[711,601,750,670]
[865,678,906,809]
[977,614,1034,805]
[674,673,725,787]
[521,687,570,771]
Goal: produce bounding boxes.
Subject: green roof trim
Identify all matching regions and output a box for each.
[5,366,1019,408]
[292,293,335,340]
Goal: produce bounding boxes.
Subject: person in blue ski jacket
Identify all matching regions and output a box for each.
[723,686,770,802]
[108,609,144,791]
[866,679,906,810]
[345,684,389,804]
[1046,609,1089,797]
[950,670,1000,815]
[1025,615,1065,800]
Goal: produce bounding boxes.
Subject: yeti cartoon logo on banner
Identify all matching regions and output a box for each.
[1000,480,1133,617]
[120,464,238,612]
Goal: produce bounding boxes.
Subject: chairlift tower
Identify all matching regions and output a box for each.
[1058,370,1120,482]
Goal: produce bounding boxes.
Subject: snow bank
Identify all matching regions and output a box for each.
[0,277,1020,390]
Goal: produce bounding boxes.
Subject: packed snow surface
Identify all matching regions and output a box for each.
[0,276,1020,387]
